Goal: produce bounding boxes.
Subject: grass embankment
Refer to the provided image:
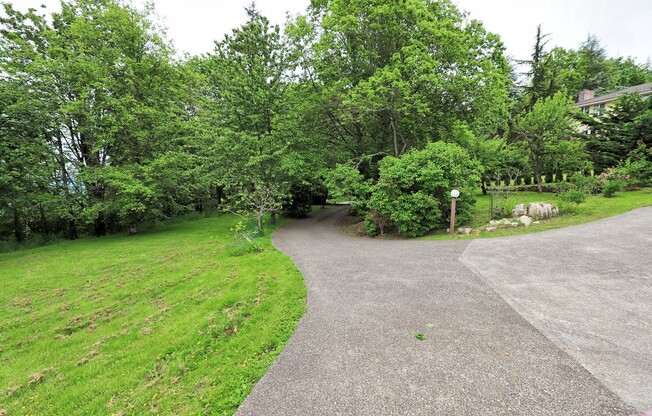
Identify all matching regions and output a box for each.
[0,215,306,415]
[424,188,652,240]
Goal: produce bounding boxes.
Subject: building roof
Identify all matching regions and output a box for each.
[574,82,652,107]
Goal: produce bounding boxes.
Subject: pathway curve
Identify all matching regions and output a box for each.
[236,206,652,415]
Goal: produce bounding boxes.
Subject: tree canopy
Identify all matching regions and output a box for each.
[1,0,649,242]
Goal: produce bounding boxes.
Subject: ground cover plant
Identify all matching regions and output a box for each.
[0,215,306,415]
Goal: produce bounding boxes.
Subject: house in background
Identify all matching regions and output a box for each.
[574,82,652,114]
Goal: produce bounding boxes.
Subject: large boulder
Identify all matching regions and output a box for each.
[527,203,559,220]
[518,215,532,227]
[511,204,527,217]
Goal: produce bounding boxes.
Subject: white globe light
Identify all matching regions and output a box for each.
[451,189,460,198]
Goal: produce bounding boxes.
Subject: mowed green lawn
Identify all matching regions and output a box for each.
[424,188,652,239]
[0,215,306,415]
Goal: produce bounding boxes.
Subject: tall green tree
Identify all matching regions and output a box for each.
[578,93,652,172]
[197,5,297,230]
[609,57,652,89]
[512,92,586,192]
[291,0,512,162]
[0,78,56,241]
[578,34,613,94]
[0,0,201,238]
[520,25,551,110]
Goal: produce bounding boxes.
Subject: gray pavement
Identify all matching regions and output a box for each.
[236,205,652,415]
[460,207,652,411]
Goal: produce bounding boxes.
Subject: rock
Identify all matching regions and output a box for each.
[518,215,532,227]
[502,218,511,225]
[486,227,497,232]
[458,227,472,235]
[527,202,559,220]
[489,220,500,226]
[533,221,540,224]
[511,204,527,217]
[509,222,519,227]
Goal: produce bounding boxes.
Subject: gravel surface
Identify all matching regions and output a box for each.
[236,205,648,415]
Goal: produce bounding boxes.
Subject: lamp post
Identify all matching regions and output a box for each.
[449,189,460,234]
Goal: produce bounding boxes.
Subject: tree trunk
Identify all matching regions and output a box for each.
[481,179,487,195]
[94,211,107,236]
[390,117,399,157]
[534,167,543,193]
[270,210,276,225]
[257,214,263,234]
[13,208,24,242]
[68,219,78,240]
[39,205,49,235]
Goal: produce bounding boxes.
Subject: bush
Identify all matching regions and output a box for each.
[597,167,630,197]
[311,183,329,206]
[492,183,566,193]
[283,184,313,218]
[571,175,601,195]
[368,142,480,237]
[596,167,629,186]
[503,198,519,217]
[323,164,372,205]
[602,180,625,198]
[558,189,587,212]
[614,145,652,186]
[364,208,391,237]
[364,214,378,237]
[227,220,263,256]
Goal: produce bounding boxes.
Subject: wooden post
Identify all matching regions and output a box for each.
[449,197,457,234]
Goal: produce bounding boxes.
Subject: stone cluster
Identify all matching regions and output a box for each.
[453,202,557,235]
[511,203,559,220]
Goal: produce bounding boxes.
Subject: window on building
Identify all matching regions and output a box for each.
[593,103,606,114]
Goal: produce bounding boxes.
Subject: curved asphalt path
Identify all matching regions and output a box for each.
[236,206,652,415]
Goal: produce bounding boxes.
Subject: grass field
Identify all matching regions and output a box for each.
[0,215,306,415]
[424,187,652,239]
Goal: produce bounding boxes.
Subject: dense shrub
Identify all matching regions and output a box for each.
[571,175,601,195]
[364,214,379,237]
[283,184,314,218]
[493,183,566,193]
[602,180,625,198]
[367,142,480,237]
[323,164,372,205]
[311,183,329,206]
[364,208,391,236]
[614,145,652,186]
[558,189,587,210]
[596,167,629,185]
[597,168,629,197]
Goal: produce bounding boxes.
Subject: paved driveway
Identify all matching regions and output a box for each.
[236,206,652,415]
